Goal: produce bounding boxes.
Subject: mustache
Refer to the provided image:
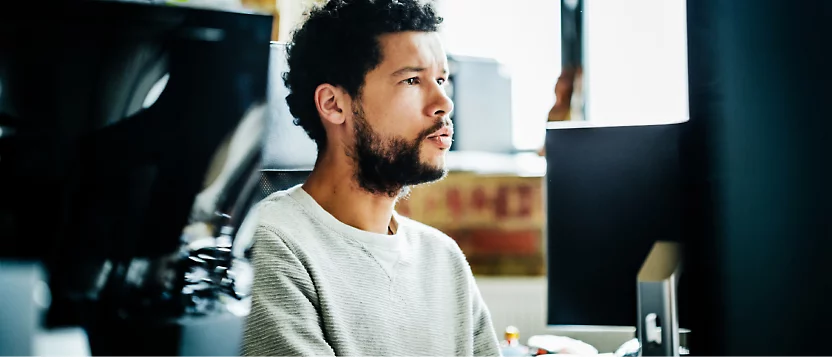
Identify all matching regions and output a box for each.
[418,118,453,139]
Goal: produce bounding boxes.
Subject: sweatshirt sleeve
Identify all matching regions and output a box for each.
[242,224,336,356]
[470,273,502,356]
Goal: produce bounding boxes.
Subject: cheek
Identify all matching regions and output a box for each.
[366,95,426,139]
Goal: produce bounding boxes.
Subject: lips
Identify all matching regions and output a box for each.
[427,126,453,139]
[426,126,453,149]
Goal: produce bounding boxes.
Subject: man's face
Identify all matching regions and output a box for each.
[347,31,454,197]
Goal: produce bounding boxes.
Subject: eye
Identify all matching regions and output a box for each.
[403,77,420,85]
[437,77,447,85]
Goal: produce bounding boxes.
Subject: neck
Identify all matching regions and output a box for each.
[302,148,398,235]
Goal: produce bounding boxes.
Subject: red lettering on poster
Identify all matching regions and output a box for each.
[495,185,509,219]
[471,186,487,211]
[517,184,533,218]
[446,187,463,219]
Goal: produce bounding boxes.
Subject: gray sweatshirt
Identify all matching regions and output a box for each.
[242,185,501,356]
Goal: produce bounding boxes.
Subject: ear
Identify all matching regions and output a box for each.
[314,84,349,126]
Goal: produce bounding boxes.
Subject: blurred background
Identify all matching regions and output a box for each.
[1,0,829,355]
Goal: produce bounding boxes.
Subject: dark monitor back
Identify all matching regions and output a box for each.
[0,1,273,332]
[0,1,271,260]
[545,123,686,327]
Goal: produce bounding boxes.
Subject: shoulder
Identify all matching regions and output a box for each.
[257,188,298,218]
[250,188,326,251]
[397,214,468,260]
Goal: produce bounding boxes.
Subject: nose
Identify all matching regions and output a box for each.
[427,82,454,119]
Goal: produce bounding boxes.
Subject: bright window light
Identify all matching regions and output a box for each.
[584,0,689,126]
[438,0,561,152]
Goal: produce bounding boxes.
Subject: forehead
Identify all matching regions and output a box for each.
[375,31,447,70]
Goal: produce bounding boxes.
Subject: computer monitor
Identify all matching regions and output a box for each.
[545,123,688,329]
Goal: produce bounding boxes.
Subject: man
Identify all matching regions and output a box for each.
[242,0,500,355]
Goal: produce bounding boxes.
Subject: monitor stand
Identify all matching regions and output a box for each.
[637,241,682,356]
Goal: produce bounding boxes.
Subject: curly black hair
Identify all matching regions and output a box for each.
[283,0,443,151]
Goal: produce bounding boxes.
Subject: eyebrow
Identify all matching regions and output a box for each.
[390,66,448,77]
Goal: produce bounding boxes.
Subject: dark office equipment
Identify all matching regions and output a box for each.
[683,0,832,354]
[545,123,685,329]
[0,1,272,355]
[548,0,832,354]
[0,262,45,356]
[636,241,682,356]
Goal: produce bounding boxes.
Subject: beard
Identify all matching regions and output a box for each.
[348,103,449,198]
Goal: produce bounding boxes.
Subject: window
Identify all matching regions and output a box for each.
[583,0,689,126]
[438,0,561,151]
[439,0,689,147]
